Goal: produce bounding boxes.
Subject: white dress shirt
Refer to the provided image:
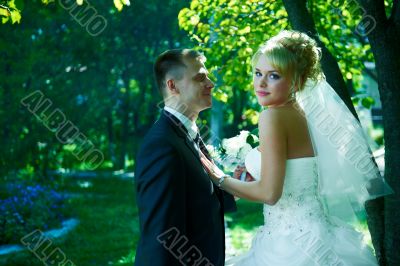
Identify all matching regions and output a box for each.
[164,106,199,140]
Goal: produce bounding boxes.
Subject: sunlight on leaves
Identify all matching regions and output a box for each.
[10,10,21,23]
[114,0,130,11]
[114,0,124,11]
[190,14,200,25]
[41,0,55,4]
[238,25,251,35]
[214,90,229,103]
[0,7,11,18]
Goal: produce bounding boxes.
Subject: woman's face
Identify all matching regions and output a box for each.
[253,54,292,107]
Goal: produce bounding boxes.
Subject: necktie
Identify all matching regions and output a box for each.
[194,133,212,161]
[195,133,218,194]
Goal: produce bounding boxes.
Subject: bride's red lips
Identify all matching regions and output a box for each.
[256,91,270,96]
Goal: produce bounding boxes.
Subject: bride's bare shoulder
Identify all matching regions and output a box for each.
[259,105,298,120]
[259,108,281,120]
[259,106,305,130]
[258,108,286,131]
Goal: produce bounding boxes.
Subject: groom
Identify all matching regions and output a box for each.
[134,49,236,266]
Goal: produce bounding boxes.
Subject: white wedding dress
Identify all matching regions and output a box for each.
[225,148,378,266]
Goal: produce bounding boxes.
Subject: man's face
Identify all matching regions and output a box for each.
[174,56,214,116]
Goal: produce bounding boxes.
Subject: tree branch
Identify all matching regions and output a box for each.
[0,4,11,16]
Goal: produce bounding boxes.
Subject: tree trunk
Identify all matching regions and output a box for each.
[107,111,117,168]
[281,0,359,119]
[211,95,223,146]
[119,108,128,170]
[356,1,400,265]
[118,79,130,170]
[232,85,241,126]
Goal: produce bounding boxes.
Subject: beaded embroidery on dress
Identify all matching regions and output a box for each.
[225,148,378,266]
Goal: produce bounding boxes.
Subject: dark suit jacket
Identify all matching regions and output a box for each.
[134,110,236,266]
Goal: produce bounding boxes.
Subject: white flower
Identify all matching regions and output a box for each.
[238,143,253,161]
[214,130,259,172]
[206,144,219,159]
[222,131,251,158]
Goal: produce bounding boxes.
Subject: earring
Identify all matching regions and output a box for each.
[289,86,296,100]
[290,90,296,99]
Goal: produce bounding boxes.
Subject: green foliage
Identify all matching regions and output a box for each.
[178,0,375,126]
[352,95,375,109]
[361,96,375,109]
[1,0,130,24]
[0,0,22,24]
[246,131,259,148]
[0,0,191,175]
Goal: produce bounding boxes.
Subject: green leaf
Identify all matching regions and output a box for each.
[190,0,199,9]
[351,97,359,106]
[246,134,256,147]
[10,10,21,24]
[214,90,228,103]
[342,9,351,17]
[190,14,200,25]
[276,9,287,18]
[361,97,375,109]
[8,0,17,9]
[114,0,124,11]
[0,7,10,18]
[1,16,9,24]
[238,25,251,35]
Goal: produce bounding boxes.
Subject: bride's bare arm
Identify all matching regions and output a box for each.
[201,109,287,205]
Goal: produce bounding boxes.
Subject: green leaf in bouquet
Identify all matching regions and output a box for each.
[250,128,259,136]
[246,132,259,148]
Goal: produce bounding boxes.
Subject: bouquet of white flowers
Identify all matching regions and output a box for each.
[207,130,259,181]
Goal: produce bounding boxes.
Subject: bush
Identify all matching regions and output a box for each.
[0,182,69,245]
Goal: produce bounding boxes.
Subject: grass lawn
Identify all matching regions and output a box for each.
[225,199,264,255]
[1,176,263,265]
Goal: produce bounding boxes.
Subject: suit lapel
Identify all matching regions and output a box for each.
[161,110,222,196]
[161,110,201,161]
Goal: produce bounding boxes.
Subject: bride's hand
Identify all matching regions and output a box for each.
[233,165,255,182]
[233,165,246,180]
[199,151,226,183]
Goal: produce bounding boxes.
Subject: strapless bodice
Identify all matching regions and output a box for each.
[244,148,330,234]
[245,148,318,191]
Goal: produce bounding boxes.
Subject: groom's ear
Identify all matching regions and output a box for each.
[166,79,179,94]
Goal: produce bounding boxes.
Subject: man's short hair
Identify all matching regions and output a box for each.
[154,49,205,97]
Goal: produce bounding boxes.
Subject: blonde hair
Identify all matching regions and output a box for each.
[252,30,323,91]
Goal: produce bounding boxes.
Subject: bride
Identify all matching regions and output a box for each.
[200,30,392,265]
